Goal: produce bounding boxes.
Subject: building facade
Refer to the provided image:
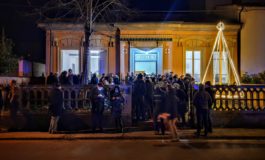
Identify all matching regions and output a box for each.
[39,22,240,84]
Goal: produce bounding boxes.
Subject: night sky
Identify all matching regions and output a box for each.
[0,0,251,63]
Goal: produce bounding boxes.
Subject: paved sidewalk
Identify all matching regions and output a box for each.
[0,128,265,140]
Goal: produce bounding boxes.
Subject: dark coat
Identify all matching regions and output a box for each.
[145,81,153,98]
[49,88,63,116]
[176,88,188,114]
[91,86,106,113]
[193,91,212,110]
[153,87,166,115]
[133,79,146,97]
[110,91,124,118]
[90,76,99,85]
[165,88,179,119]
[205,87,215,109]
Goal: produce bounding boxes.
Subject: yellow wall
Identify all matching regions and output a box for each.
[44,23,240,84]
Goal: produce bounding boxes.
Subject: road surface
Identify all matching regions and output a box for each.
[0,139,265,160]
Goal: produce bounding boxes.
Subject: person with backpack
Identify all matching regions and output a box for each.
[193,84,212,137]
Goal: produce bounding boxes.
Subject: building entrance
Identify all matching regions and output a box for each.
[61,50,79,74]
[130,48,162,75]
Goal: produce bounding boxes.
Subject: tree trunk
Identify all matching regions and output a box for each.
[83,25,92,84]
[115,28,121,76]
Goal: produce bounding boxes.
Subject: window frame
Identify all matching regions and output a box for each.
[184,49,202,83]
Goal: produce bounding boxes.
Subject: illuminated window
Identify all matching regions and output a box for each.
[185,50,201,82]
[61,50,79,74]
[213,51,229,84]
[90,55,100,74]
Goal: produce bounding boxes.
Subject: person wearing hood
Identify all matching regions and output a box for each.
[193,84,212,137]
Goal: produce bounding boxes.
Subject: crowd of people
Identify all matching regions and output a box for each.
[0,70,215,140]
[41,69,122,86]
[124,72,215,140]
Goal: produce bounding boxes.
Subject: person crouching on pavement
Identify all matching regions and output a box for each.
[48,83,63,134]
[91,82,106,133]
[193,84,212,137]
[110,86,125,133]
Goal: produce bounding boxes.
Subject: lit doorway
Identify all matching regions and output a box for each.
[61,50,80,74]
[130,48,162,75]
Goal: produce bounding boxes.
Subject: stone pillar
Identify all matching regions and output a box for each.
[45,31,51,74]
[171,36,178,75]
[162,42,170,74]
[127,41,131,74]
[108,45,116,74]
[175,39,184,76]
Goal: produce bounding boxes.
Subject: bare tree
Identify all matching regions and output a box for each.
[27,0,131,84]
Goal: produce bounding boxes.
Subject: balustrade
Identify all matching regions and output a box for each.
[213,85,265,111]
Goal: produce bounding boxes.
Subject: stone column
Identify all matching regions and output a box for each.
[162,42,170,74]
[45,31,51,74]
[171,36,178,75]
[175,39,184,76]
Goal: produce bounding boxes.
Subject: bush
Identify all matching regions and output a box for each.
[241,71,265,84]
[0,29,18,75]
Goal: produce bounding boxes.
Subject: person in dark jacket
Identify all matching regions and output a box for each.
[90,73,99,85]
[193,84,212,137]
[205,81,215,133]
[9,80,19,130]
[153,83,167,135]
[59,71,68,85]
[47,72,55,85]
[110,86,125,132]
[48,83,63,134]
[67,69,74,85]
[175,84,188,128]
[91,82,106,132]
[145,77,153,120]
[133,74,146,121]
[164,84,179,140]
